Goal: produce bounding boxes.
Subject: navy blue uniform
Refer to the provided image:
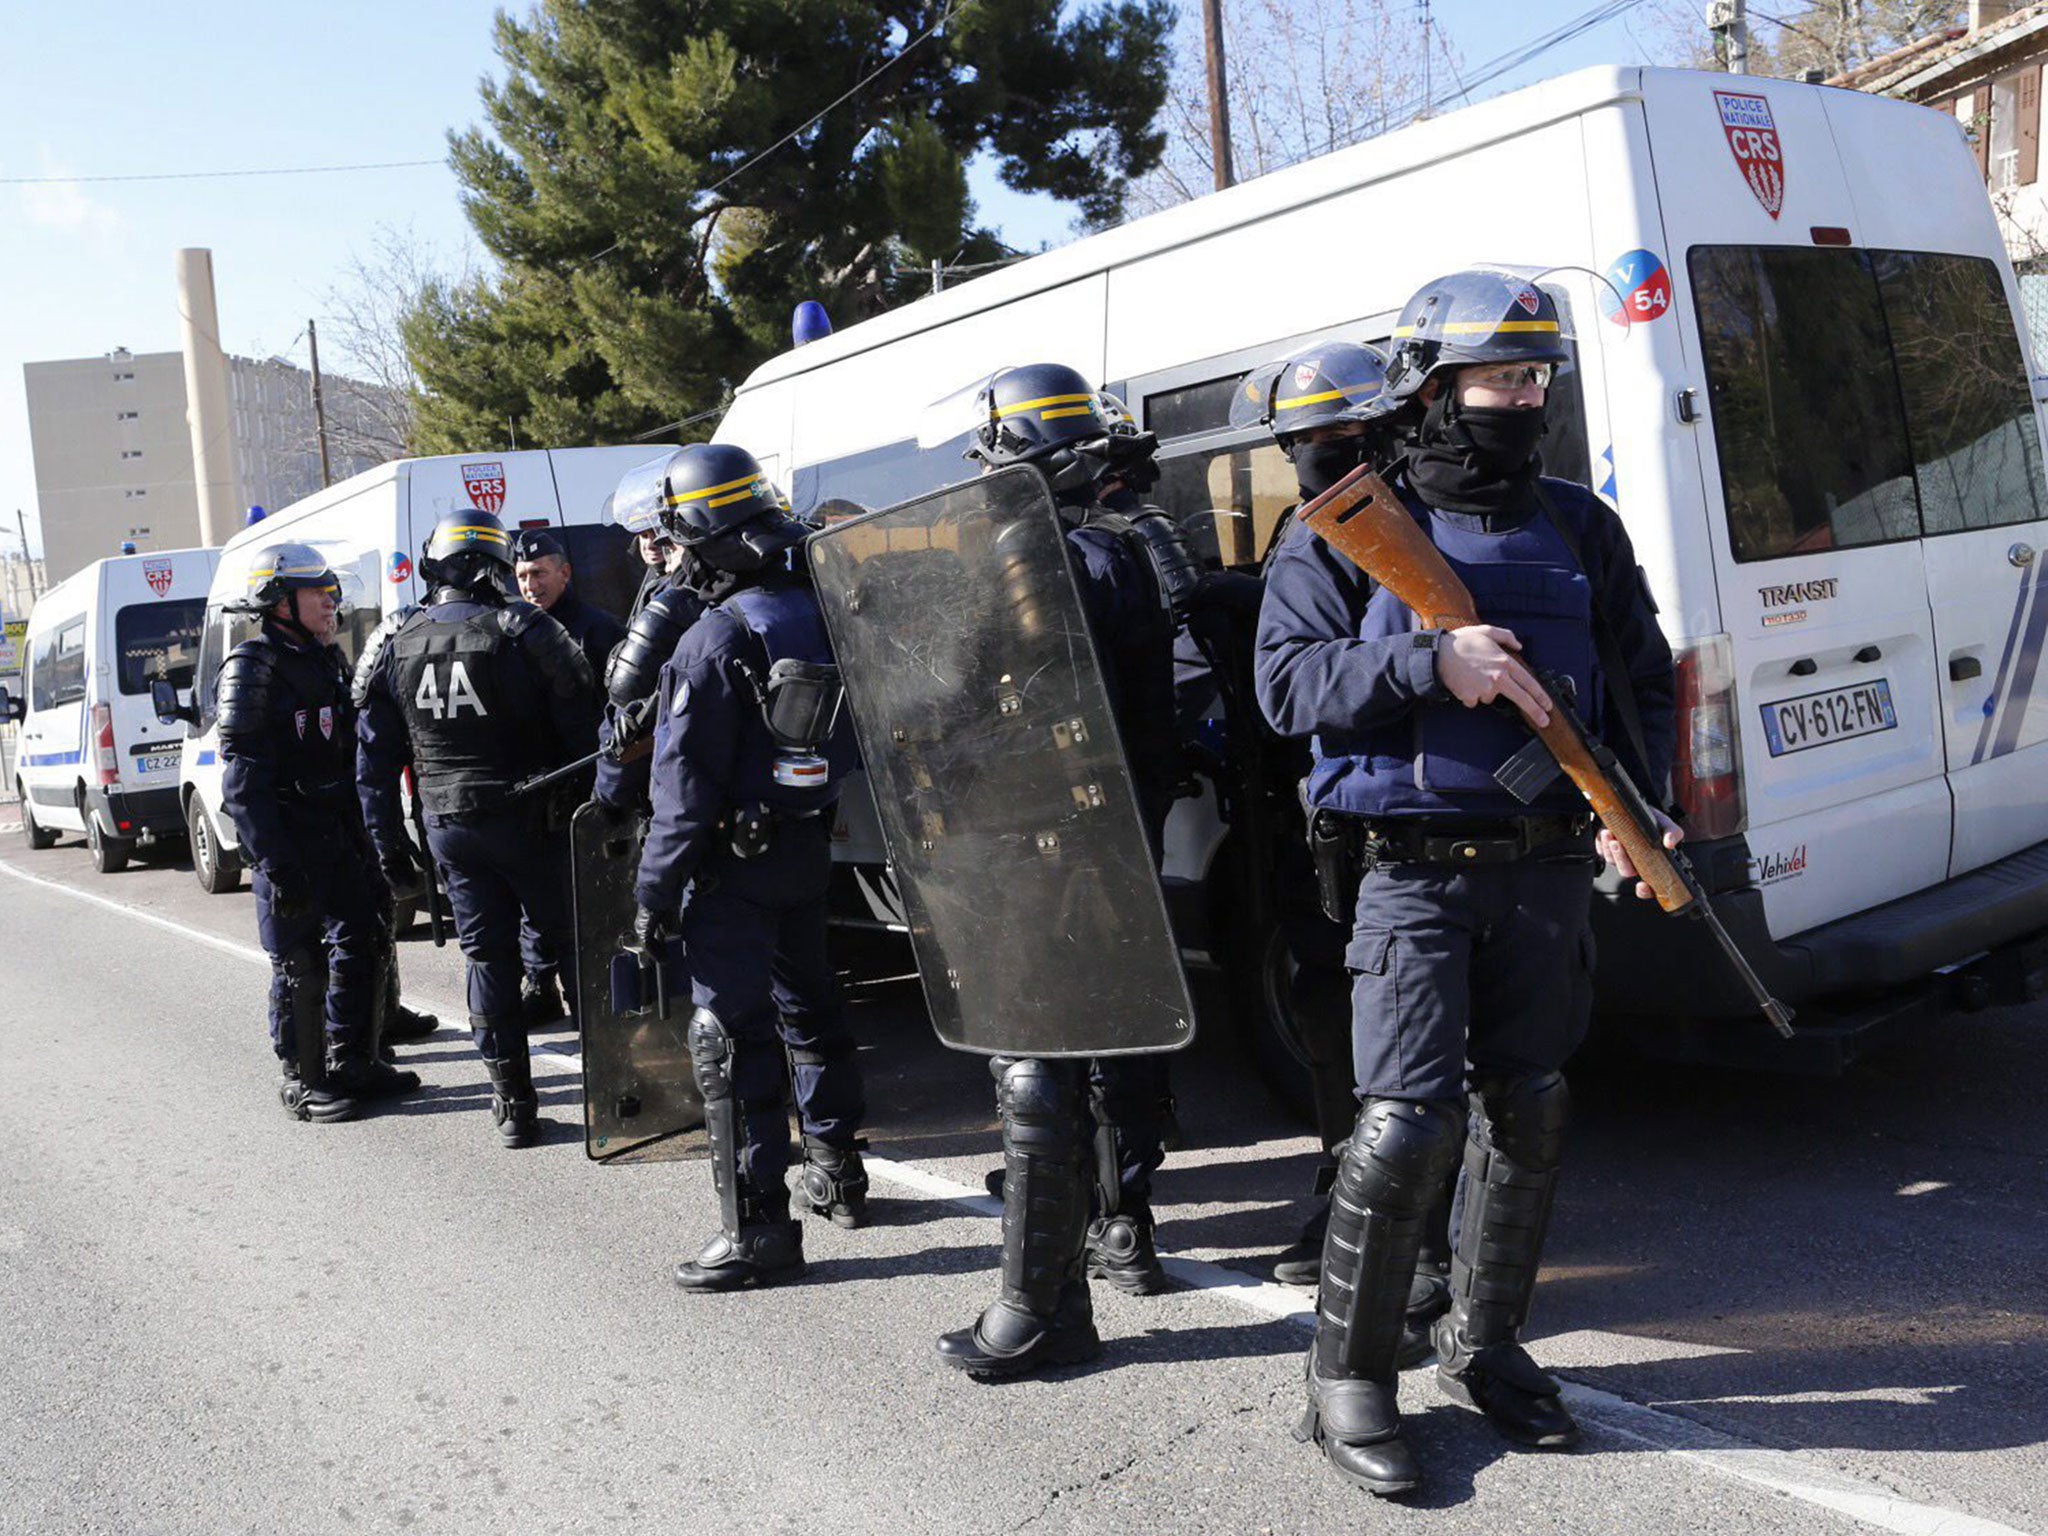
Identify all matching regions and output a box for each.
[356,592,600,1055]
[518,589,626,995]
[594,566,723,813]
[636,571,865,1200]
[1255,472,1674,1101]
[217,623,384,1060]
[1059,517,1182,1213]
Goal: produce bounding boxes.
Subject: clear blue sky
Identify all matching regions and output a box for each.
[1,0,1686,559]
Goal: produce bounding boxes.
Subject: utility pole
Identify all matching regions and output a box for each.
[1708,0,1750,73]
[15,509,37,598]
[931,258,944,296]
[1419,0,1433,119]
[1202,0,1234,190]
[307,318,333,489]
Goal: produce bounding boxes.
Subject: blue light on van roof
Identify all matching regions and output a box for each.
[119,540,137,555]
[793,301,833,347]
[245,505,267,525]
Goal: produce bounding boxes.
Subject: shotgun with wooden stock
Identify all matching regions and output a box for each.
[1296,463,1796,1038]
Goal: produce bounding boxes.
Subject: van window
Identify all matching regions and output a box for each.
[1153,441,1298,568]
[33,620,87,710]
[793,437,967,518]
[1875,251,2045,536]
[1691,245,2044,561]
[1691,246,1921,562]
[115,599,205,695]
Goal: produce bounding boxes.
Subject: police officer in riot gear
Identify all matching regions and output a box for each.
[356,510,601,1147]
[631,443,868,1290]
[593,456,745,813]
[1255,271,1678,1495]
[216,543,420,1120]
[1232,343,1455,1345]
[508,527,627,1023]
[934,364,1185,1374]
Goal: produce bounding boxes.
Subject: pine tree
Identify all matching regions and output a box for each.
[407,0,1175,453]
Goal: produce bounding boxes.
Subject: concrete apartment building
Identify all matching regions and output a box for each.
[25,346,401,586]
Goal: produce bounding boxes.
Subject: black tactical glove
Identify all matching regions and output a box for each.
[604,696,656,762]
[631,904,679,954]
[267,866,313,920]
[378,839,423,898]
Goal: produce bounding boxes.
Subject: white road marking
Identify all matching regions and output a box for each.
[3,856,2034,1536]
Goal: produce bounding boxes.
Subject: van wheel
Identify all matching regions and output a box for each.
[19,786,58,850]
[86,813,132,874]
[188,796,241,894]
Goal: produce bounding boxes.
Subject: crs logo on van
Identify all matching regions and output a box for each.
[462,461,508,514]
[1602,250,1671,325]
[1715,91,1787,220]
[142,558,174,596]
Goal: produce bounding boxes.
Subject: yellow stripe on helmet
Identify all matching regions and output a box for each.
[443,524,509,544]
[994,392,1097,419]
[1039,405,1097,420]
[1272,386,1378,410]
[1391,320,1561,337]
[669,472,764,505]
[706,487,763,509]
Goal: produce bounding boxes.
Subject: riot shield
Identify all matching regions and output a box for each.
[808,465,1196,1058]
[571,798,703,1161]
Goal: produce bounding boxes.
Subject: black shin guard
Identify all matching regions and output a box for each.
[937,1057,1098,1375]
[1298,1096,1463,1496]
[797,1134,870,1229]
[280,948,359,1123]
[1434,1071,1578,1448]
[477,1014,538,1148]
[676,1007,801,1290]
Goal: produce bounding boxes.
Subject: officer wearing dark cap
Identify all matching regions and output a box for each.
[1230,342,1456,1347]
[936,364,1184,1377]
[631,442,868,1290]
[509,526,627,1022]
[215,543,419,1121]
[1256,270,1677,1496]
[355,510,601,1148]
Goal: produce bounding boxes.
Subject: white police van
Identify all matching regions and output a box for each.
[12,547,220,873]
[716,65,2048,1073]
[165,446,666,896]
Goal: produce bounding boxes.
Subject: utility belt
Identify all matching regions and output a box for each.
[1306,805,1593,923]
[719,801,825,862]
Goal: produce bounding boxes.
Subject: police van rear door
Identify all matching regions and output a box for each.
[106,552,214,794]
[1643,72,1951,939]
[1819,85,2048,880]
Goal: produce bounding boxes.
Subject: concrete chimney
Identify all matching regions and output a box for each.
[175,248,239,548]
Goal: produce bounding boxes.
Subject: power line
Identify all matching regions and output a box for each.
[0,158,442,186]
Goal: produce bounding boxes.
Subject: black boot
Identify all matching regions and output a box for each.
[1273,1159,1339,1285]
[327,1041,421,1102]
[1086,1205,1169,1296]
[278,1058,360,1123]
[1434,1072,1579,1450]
[520,972,568,1026]
[798,1135,870,1229]
[477,1015,540,1148]
[1294,1098,1463,1498]
[938,1058,1099,1376]
[674,1006,806,1292]
[384,1004,438,1042]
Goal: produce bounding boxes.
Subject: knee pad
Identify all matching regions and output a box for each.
[1337,1097,1464,1217]
[998,1057,1082,1158]
[688,1007,734,1101]
[1471,1071,1569,1173]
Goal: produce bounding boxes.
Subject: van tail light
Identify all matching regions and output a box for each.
[92,703,120,786]
[1672,634,1746,840]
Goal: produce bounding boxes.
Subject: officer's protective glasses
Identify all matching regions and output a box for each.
[1464,363,1554,391]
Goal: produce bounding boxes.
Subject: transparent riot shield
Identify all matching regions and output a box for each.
[808,465,1196,1058]
[571,799,703,1161]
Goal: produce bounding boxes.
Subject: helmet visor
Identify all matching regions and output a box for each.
[609,455,673,535]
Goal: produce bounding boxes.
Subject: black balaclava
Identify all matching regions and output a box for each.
[1405,383,1546,518]
[1291,435,1374,501]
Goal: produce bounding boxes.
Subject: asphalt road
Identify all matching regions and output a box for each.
[1,826,2043,1535]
